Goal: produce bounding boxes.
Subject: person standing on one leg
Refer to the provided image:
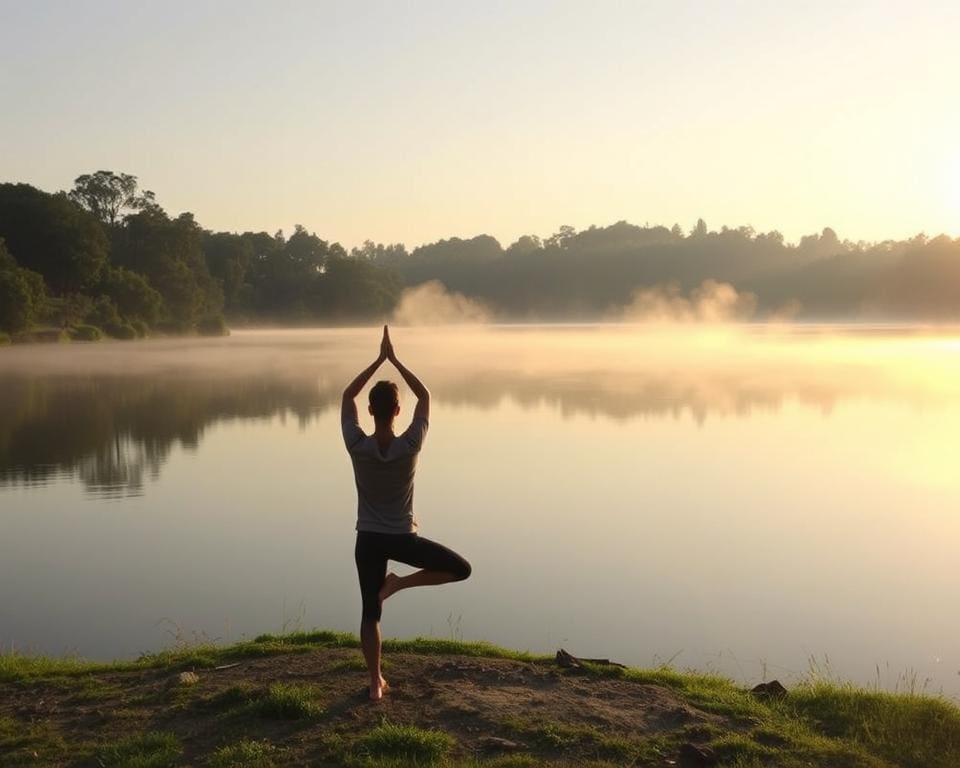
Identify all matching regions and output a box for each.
[341,325,472,702]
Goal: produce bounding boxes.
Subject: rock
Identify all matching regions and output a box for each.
[172,671,200,686]
[478,736,524,752]
[678,743,718,766]
[751,680,788,700]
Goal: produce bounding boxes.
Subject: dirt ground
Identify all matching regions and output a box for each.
[2,646,744,766]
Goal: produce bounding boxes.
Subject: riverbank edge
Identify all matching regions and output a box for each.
[2,630,959,767]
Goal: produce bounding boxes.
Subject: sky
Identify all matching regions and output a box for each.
[1,0,958,250]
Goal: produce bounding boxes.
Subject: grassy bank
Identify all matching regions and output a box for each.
[2,631,958,767]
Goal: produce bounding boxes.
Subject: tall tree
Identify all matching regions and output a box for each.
[114,208,222,329]
[69,171,156,227]
[0,183,109,294]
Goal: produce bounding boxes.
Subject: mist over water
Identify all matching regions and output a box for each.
[2,325,959,698]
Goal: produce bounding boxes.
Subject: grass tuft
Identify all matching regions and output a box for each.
[192,683,259,713]
[251,682,324,719]
[207,738,278,768]
[95,731,181,768]
[500,717,658,762]
[382,637,548,663]
[778,681,960,768]
[357,722,455,764]
[0,649,109,682]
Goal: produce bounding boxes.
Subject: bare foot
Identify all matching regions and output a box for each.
[378,572,401,605]
[369,676,390,702]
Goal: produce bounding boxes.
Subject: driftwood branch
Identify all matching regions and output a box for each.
[556,648,627,669]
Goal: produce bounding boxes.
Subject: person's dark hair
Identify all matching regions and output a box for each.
[369,380,399,422]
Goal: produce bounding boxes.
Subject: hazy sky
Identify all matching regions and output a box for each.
[2,1,958,249]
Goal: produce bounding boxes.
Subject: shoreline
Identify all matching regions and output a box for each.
[3,630,959,767]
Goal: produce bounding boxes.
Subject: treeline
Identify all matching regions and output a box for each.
[2,170,959,342]
[380,223,960,321]
[0,172,403,341]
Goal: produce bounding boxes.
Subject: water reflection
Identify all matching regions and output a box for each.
[1,326,958,496]
[3,328,960,692]
[0,374,337,496]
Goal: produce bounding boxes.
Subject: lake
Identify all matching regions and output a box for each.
[2,325,959,698]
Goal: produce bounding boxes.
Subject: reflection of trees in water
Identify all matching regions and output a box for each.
[433,369,860,425]
[75,436,164,499]
[0,375,338,496]
[0,356,946,495]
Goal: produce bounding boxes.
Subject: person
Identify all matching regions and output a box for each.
[341,325,472,701]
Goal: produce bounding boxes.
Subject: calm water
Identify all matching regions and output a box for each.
[2,326,959,697]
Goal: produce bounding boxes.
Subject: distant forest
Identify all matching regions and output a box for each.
[2,170,959,340]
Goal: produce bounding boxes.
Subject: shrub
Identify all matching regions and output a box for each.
[0,331,10,346]
[0,267,37,333]
[131,319,150,338]
[105,322,137,340]
[196,314,229,337]
[102,266,163,327]
[85,295,122,329]
[70,324,102,342]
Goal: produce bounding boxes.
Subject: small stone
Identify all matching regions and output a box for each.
[478,736,524,752]
[750,680,788,700]
[174,671,200,686]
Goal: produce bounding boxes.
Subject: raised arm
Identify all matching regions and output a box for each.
[383,326,430,421]
[342,348,386,423]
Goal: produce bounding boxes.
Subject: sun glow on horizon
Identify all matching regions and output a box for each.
[1,3,959,248]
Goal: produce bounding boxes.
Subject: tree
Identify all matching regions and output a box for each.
[0,183,109,295]
[249,225,339,317]
[69,171,157,227]
[545,225,576,249]
[0,239,46,333]
[113,209,222,329]
[101,266,163,325]
[317,253,401,319]
[203,231,254,312]
[507,235,542,255]
[350,240,408,265]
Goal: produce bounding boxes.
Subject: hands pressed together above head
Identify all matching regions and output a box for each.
[379,324,396,364]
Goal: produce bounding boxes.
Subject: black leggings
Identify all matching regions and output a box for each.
[355,532,472,622]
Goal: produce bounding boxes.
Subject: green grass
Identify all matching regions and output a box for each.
[0,632,546,685]
[333,655,394,673]
[588,661,770,719]
[499,717,665,763]
[251,682,324,719]
[193,683,260,712]
[0,714,70,766]
[356,722,455,764]
[4,631,960,768]
[95,731,182,768]
[777,681,960,768]
[0,649,113,682]
[207,739,278,768]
